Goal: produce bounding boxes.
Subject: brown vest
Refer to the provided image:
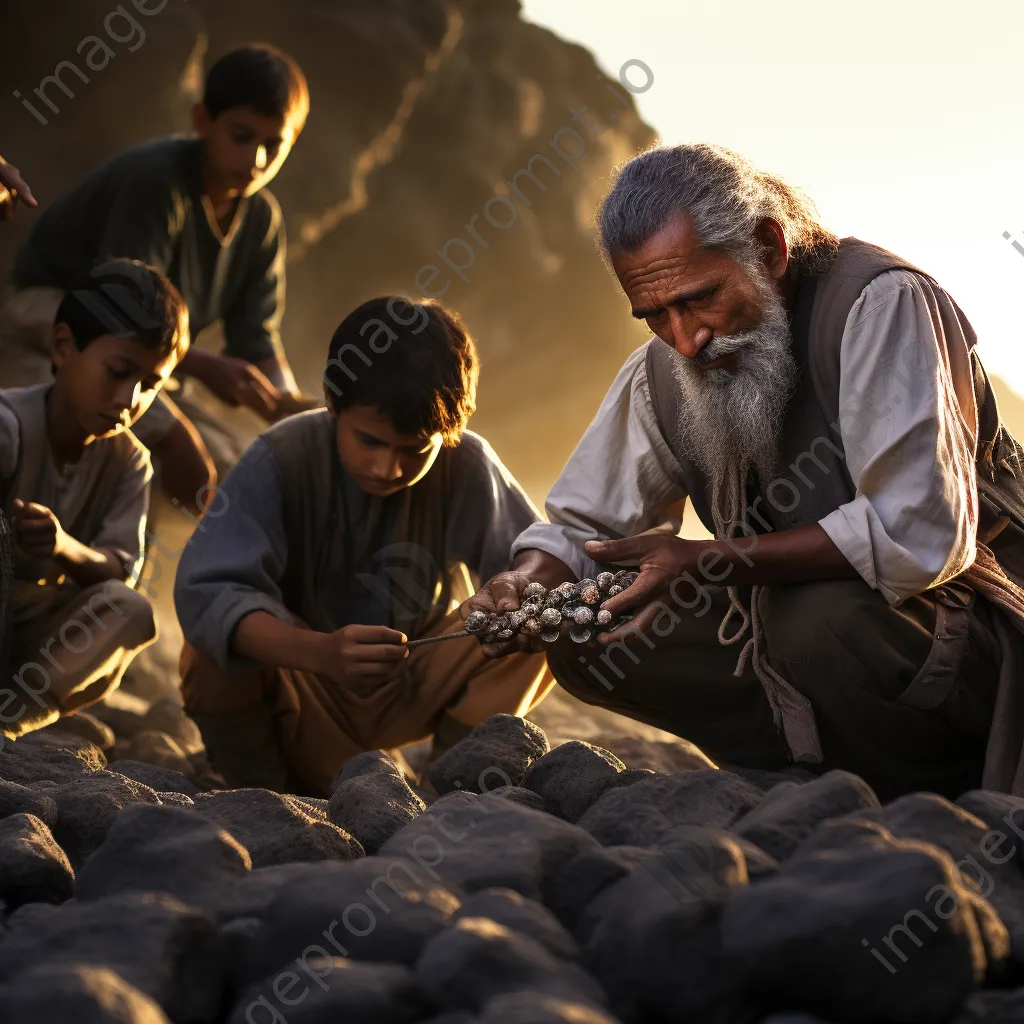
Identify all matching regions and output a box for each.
[643,237,1024,580]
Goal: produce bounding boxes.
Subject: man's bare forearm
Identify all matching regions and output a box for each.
[685,523,857,588]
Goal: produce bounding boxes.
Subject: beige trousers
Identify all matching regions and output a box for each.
[3,580,157,740]
[180,608,554,796]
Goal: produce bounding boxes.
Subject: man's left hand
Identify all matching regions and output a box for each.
[584,534,706,640]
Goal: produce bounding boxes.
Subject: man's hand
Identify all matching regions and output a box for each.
[462,549,578,658]
[181,350,281,421]
[312,624,410,688]
[460,571,549,657]
[11,499,65,559]
[586,523,859,644]
[585,534,704,642]
[0,156,38,223]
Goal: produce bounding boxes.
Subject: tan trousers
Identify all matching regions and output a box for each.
[180,608,554,796]
[3,580,157,740]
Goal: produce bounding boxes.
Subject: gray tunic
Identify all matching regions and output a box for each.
[0,383,151,624]
[174,428,540,670]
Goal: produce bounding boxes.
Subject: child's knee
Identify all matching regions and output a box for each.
[85,580,157,644]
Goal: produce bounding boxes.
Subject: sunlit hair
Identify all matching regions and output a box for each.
[323,297,478,446]
[204,44,310,134]
[54,259,190,371]
[597,143,839,274]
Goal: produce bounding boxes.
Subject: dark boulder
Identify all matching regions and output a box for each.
[126,731,195,777]
[574,829,753,1023]
[523,741,627,822]
[76,803,252,915]
[488,785,546,811]
[249,858,460,978]
[721,839,1003,1023]
[0,963,172,1023]
[0,730,105,785]
[860,792,1024,968]
[141,700,205,756]
[455,888,579,961]
[479,992,622,1023]
[415,917,607,1013]
[577,770,762,846]
[39,711,116,751]
[732,771,880,862]
[329,751,425,854]
[427,715,549,795]
[0,892,227,1023]
[109,760,201,795]
[381,791,600,901]
[0,812,74,907]
[47,770,161,867]
[0,777,59,825]
[228,958,426,1024]
[192,788,363,866]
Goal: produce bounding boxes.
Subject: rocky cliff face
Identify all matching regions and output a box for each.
[0,0,657,498]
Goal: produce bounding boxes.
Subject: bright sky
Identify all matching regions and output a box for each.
[521,0,1024,395]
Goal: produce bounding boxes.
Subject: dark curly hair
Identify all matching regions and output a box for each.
[204,44,309,133]
[323,296,478,446]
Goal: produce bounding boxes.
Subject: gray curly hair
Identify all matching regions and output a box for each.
[597,143,839,274]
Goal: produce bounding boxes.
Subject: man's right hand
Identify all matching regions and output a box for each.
[462,549,578,658]
[312,624,410,687]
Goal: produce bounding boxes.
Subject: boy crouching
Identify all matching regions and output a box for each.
[0,260,190,741]
[175,297,553,796]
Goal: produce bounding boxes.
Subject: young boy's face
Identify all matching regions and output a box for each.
[193,103,299,198]
[334,405,443,498]
[52,326,178,441]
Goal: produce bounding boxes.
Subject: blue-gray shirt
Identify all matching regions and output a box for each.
[174,429,540,669]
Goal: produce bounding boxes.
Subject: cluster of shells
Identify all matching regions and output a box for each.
[465,570,640,645]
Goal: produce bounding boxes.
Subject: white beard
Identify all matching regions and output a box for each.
[668,278,798,531]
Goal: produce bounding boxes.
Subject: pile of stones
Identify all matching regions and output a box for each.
[0,713,1022,1022]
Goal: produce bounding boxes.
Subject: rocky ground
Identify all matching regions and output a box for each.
[2,697,1024,1023]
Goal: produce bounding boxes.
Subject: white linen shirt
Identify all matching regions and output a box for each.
[512,270,980,606]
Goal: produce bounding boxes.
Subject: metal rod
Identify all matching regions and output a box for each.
[405,629,472,649]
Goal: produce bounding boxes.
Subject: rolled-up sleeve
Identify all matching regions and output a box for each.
[820,270,978,605]
[511,341,689,581]
[173,438,300,669]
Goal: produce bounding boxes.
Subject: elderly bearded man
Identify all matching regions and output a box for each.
[467,144,1024,802]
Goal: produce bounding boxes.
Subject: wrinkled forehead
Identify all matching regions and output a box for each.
[610,211,741,305]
